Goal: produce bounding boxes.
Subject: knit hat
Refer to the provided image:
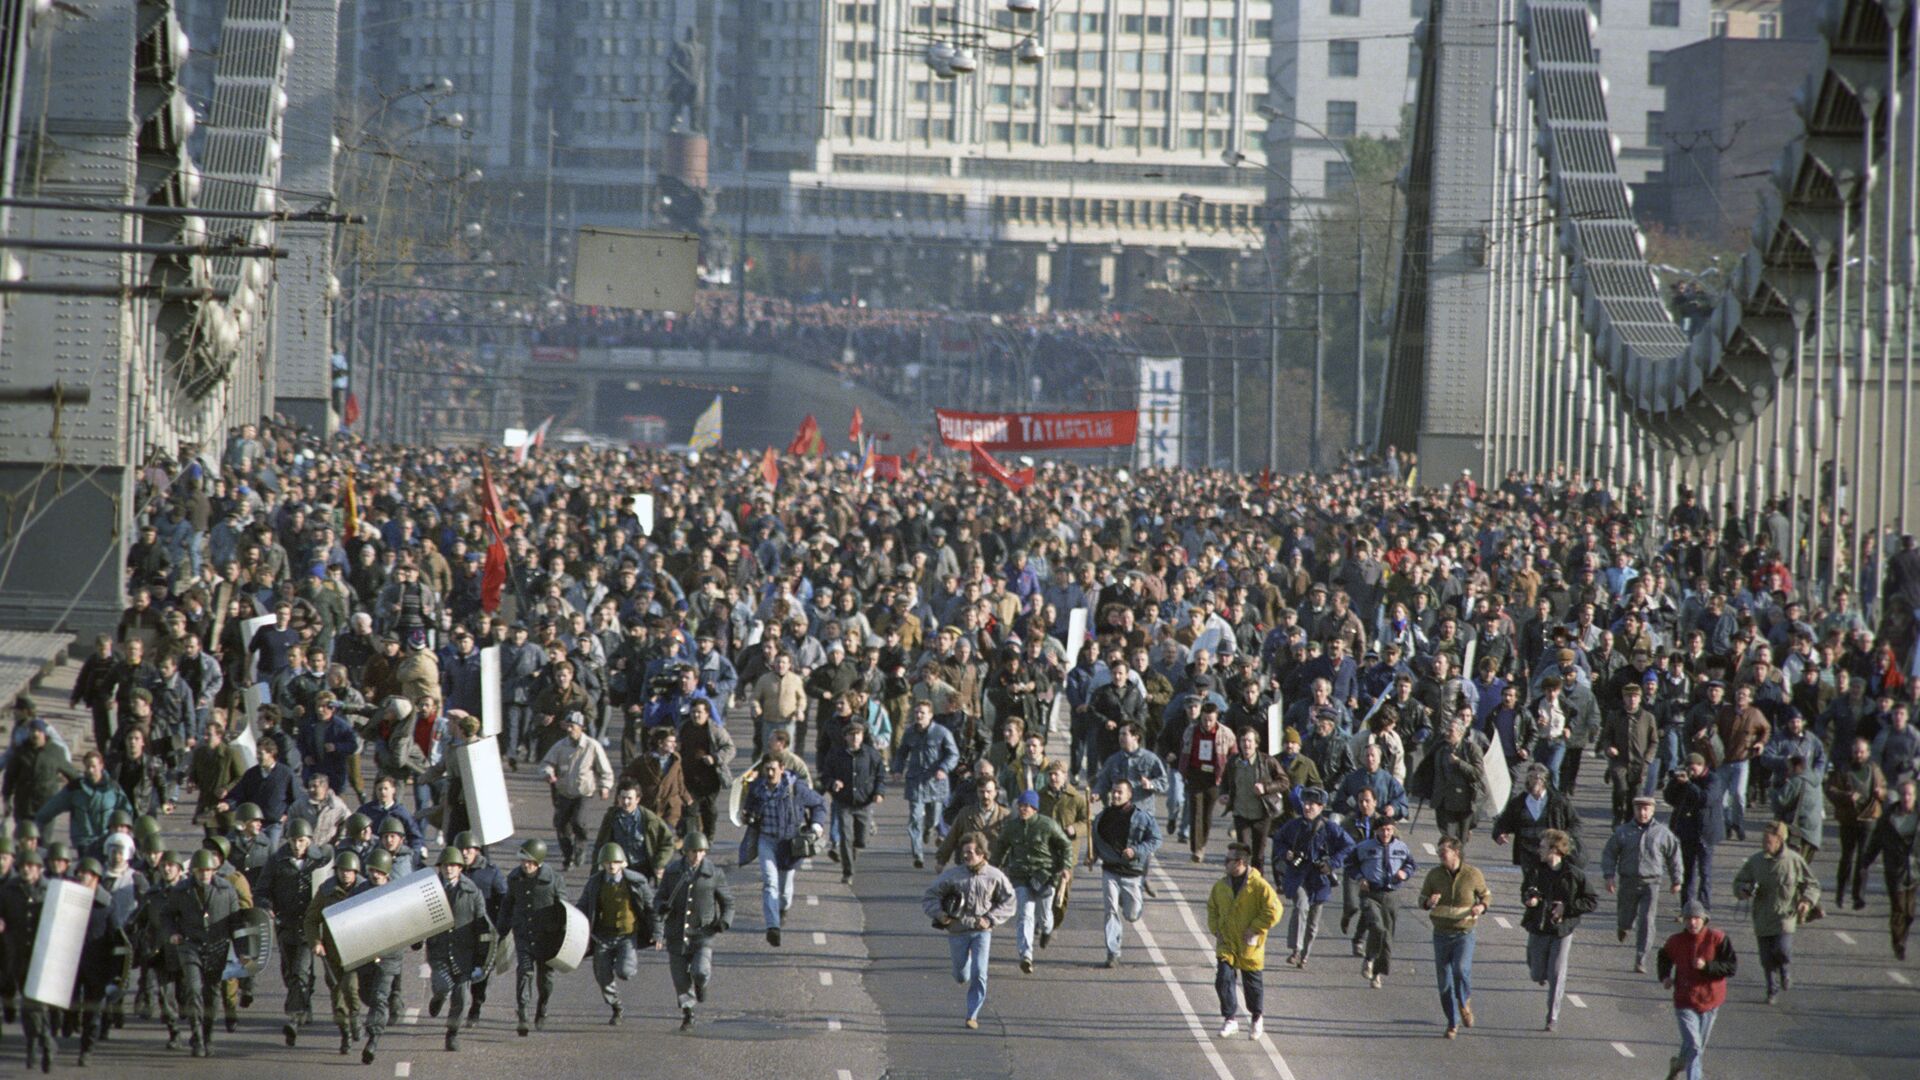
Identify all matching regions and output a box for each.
[1016,790,1040,810]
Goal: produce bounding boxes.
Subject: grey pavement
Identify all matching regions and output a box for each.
[21,665,1919,1079]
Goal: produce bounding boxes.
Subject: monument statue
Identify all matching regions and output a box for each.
[666,26,705,134]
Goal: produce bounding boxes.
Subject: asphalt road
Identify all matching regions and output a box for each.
[23,665,1920,1079]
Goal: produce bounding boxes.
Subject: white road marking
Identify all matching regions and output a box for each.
[813,931,828,945]
[1835,931,1858,946]
[417,963,432,979]
[1422,842,1437,856]
[828,1017,842,1032]
[802,859,814,870]
[1152,866,1298,1080]
[403,1007,420,1025]
[807,895,820,907]
[1133,917,1238,1080]
[395,1064,412,1078]
[1567,994,1586,1009]
[1611,1042,1635,1058]
[838,1071,854,1080]
[820,971,833,986]
[1890,971,1912,986]
[1494,915,1512,930]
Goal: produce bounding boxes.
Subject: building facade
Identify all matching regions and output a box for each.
[344,0,1285,311]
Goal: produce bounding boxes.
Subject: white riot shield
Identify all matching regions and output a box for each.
[231,690,260,770]
[727,771,750,828]
[1475,730,1511,821]
[544,901,591,973]
[1064,609,1089,669]
[321,868,457,972]
[1266,702,1283,753]
[240,615,275,683]
[25,879,94,1009]
[453,737,514,846]
[632,493,655,537]
[1048,692,1070,737]
[479,645,503,739]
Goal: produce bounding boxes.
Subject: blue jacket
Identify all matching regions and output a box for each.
[440,650,484,715]
[225,762,298,824]
[1664,769,1726,846]
[1334,767,1408,820]
[1345,836,1419,892]
[1271,814,1354,903]
[357,798,425,853]
[1091,803,1163,876]
[893,721,960,804]
[737,773,828,871]
[302,714,359,793]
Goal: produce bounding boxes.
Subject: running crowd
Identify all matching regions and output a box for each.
[1,415,1917,1080]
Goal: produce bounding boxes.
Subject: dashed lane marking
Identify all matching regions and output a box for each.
[828,1017,842,1032]
[1422,843,1437,856]
[820,971,833,986]
[1494,916,1513,930]
[417,963,432,979]
[1611,1043,1635,1058]
[403,1007,420,1025]
[813,931,827,945]
[395,1064,412,1077]
[1567,994,1587,1009]
[807,894,820,906]
[1890,971,1912,986]
[1134,917,1238,1080]
[838,1071,854,1080]
[1835,931,1857,946]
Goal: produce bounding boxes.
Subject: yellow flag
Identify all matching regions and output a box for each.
[689,395,723,451]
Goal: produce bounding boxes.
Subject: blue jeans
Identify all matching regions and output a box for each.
[1533,741,1568,789]
[1432,930,1476,1028]
[1647,728,1683,794]
[1675,1006,1716,1080]
[1717,761,1749,837]
[1102,872,1145,958]
[1012,883,1055,959]
[757,835,794,929]
[947,930,992,1020]
[1164,771,1187,835]
[907,798,942,861]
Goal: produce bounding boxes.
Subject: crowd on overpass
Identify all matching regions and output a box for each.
[2,414,1917,1078]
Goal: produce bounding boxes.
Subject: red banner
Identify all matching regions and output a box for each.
[968,443,1035,492]
[934,408,1137,451]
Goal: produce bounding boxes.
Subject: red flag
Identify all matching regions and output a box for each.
[786,415,821,457]
[1259,468,1274,493]
[849,407,864,444]
[479,459,510,541]
[906,447,921,466]
[760,447,780,489]
[342,391,361,428]
[873,453,901,481]
[480,538,508,613]
[967,443,1034,492]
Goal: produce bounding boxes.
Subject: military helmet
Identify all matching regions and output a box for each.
[518,838,548,864]
[334,850,362,875]
[14,821,38,841]
[45,842,72,863]
[437,847,468,868]
[190,849,220,871]
[139,832,167,855]
[0,836,12,856]
[452,831,479,851]
[134,814,161,837]
[345,813,372,835]
[20,849,44,868]
[75,858,104,880]
[379,817,409,837]
[597,843,628,866]
[286,818,315,840]
[235,802,264,824]
[108,810,134,831]
[683,831,710,853]
[201,836,231,861]
[364,850,394,875]
[160,849,183,868]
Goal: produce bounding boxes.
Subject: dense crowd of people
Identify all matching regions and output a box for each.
[0,413,1916,1078]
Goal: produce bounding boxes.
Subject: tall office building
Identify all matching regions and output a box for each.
[344,0,1285,311]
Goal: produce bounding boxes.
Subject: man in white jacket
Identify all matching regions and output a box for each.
[922,831,1016,1029]
[542,711,614,870]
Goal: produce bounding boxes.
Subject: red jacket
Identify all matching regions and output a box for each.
[1657,927,1737,1013]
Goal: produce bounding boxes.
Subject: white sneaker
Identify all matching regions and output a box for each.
[1218,1019,1239,1038]
[1250,1017,1264,1039]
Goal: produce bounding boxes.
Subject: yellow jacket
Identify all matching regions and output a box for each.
[1207,868,1283,972]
